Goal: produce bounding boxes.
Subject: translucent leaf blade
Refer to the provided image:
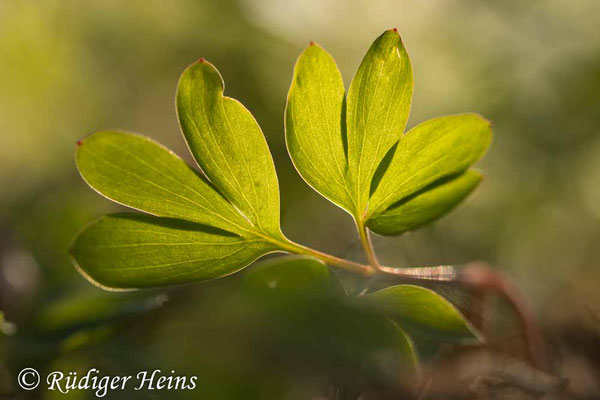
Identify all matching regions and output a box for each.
[369,114,492,218]
[285,43,353,212]
[368,170,482,235]
[76,131,249,234]
[362,284,482,343]
[70,213,278,290]
[177,60,282,237]
[346,29,413,213]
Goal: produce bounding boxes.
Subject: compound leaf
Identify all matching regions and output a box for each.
[368,170,482,235]
[362,285,481,343]
[76,131,250,234]
[177,60,282,238]
[346,29,413,214]
[70,213,278,290]
[368,114,491,219]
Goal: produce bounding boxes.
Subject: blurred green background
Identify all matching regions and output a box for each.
[1,1,600,398]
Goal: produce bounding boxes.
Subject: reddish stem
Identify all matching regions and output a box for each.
[458,262,547,370]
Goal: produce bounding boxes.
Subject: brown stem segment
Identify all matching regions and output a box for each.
[458,262,547,371]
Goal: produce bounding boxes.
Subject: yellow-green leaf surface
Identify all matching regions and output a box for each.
[74,60,298,290]
[368,114,491,219]
[76,131,250,234]
[177,59,282,238]
[368,170,482,235]
[285,31,491,236]
[285,43,352,211]
[71,214,278,290]
[362,285,481,343]
[346,29,413,214]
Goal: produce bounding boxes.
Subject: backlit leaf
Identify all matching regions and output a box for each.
[368,114,491,219]
[346,29,413,215]
[368,170,482,235]
[285,44,353,212]
[76,131,251,234]
[70,213,278,290]
[177,60,282,238]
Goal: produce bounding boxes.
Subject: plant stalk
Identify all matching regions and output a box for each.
[356,217,380,270]
[459,262,547,370]
[280,237,546,370]
[281,239,376,277]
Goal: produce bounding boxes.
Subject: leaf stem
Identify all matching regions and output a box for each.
[356,217,380,270]
[275,234,546,369]
[278,239,376,277]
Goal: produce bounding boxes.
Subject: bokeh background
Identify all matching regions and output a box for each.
[1,1,599,398]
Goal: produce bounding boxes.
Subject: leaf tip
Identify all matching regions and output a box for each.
[381,28,406,51]
[76,138,84,148]
[197,57,206,63]
[309,41,315,46]
[385,27,400,37]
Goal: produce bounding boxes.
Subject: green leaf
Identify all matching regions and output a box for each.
[368,114,492,219]
[177,59,282,238]
[0,311,14,336]
[285,43,353,212]
[70,213,278,289]
[387,320,420,376]
[346,29,413,214]
[331,311,420,378]
[76,131,251,234]
[367,170,482,235]
[362,284,482,343]
[329,313,419,378]
[243,255,344,301]
[60,326,114,354]
[34,291,165,333]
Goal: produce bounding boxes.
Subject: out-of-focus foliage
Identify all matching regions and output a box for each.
[2,0,600,398]
[362,285,481,343]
